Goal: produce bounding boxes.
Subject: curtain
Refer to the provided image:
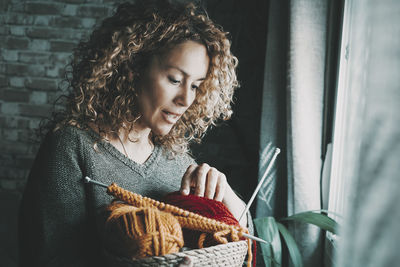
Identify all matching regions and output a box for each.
[256,0,329,266]
[336,0,400,266]
[286,1,328,266]
[255,0,288,219]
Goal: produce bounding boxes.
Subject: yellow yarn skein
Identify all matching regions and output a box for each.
[104,202,184,259]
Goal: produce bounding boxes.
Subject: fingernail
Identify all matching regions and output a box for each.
[182,189,189,195]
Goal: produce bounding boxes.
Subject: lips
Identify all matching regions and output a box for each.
[162,110,182,124]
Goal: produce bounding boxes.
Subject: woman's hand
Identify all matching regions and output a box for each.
[180,163,227,201]
[180,163,247,227]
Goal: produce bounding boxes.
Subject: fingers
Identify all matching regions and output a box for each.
[180,164,197,195]
[204,167,218,199]
[214,173,227,201]
[180,163,228,201]
[193,163,210,197]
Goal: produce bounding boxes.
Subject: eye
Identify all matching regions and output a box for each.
[191,84,199,91]
[168,76,180,85]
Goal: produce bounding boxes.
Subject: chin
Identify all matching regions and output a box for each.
[153,126,174,136]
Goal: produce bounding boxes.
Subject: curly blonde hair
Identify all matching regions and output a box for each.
[54,0,238,154]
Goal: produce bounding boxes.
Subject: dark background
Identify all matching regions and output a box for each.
[0,0,269,265]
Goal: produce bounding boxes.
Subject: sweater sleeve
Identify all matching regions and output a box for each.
[18,128,102,267]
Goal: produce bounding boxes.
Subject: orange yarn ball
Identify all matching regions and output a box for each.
[104,202,184,259]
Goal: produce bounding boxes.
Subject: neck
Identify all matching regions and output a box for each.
[120,127,152,146]
[114,126,154,164]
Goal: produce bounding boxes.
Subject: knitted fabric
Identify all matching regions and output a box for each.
[163,192,240,226]
[106,183,253,267]
[104,202,184,259]
[163,192,257,267]
[162,191,240,249]
[19,126,196,266]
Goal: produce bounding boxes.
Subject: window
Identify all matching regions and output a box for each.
[326,0,365,241]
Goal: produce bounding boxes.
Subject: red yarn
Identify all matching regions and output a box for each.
[163,192,257,267]
[163,192,240,226]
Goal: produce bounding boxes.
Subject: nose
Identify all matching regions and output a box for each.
[175,82,195,107]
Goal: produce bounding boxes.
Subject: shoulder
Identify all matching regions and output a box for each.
[45,125,78,141]
[38,125,97,159]
[27,127,89,192]
[43,125,93,147]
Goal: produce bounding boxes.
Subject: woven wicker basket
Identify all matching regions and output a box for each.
[105,240,248,267]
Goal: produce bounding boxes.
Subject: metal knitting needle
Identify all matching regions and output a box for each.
[84,176,108,188]
[238,147,281,222]
[84,176,269,244]
[242,233,269,244]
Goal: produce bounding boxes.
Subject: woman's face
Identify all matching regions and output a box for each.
[136,40,209,136]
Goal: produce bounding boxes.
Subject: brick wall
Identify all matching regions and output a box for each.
[0,2,124,263]
[0,0,122,194]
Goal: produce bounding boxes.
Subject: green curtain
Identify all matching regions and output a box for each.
[256,1,332,266]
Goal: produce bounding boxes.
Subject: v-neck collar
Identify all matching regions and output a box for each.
[85,127,162,176]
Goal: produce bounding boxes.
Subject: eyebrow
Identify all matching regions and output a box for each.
[165,65,206,81]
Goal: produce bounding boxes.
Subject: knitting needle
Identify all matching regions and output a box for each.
[84,176,108,188]
[242,233,269,244]
[238,147,280,222]
[84,176,269,244]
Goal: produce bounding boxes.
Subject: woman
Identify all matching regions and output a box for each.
[19,1,251,266]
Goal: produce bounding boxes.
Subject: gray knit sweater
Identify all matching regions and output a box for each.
[19,126,253,267]
[19,126,196,267]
